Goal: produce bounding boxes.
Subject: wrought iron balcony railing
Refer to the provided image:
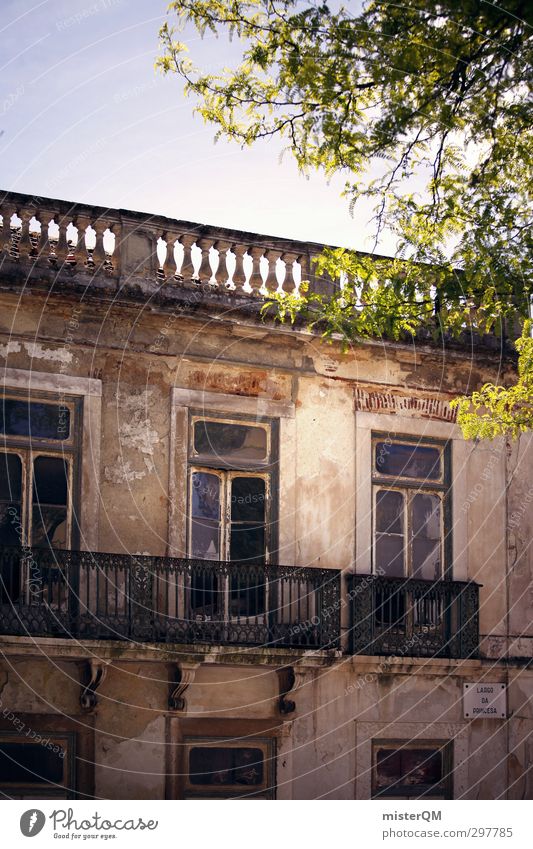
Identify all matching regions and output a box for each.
[0,547,341,650]
[348,574,479,659]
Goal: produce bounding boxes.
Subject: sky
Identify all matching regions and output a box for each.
[0,0,394,252]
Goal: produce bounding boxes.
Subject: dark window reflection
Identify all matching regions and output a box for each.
[230,477,266,561]
[191,472,220,560]
[194,421,267,462]
[229,477,266,616]
[189,746,263,786]
[375,489,404,577]
[0,742,65,784]
[375,443,441,480]
[0,452,22,546]
[0,453,23,599]
[411,493,441,580]
[0,400,70,441]
[32,457,69,548]
[375,747,444,796]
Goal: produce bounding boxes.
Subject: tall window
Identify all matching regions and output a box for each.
[187,415,276,617]
[0,395,80,552]
[372,436,449,581]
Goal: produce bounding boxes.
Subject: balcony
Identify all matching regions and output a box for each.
[348,574,479,659]
[0,547,341,650]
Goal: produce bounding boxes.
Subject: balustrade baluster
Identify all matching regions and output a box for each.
[248,245,264,296]
[281,251,300,293]
[18,209,34,260]
[214,239,231,287]
[163,232,179,279]
[1,206,14,257]
[179,233,196,281]
[265,248,282,292]
[75,215,91,267]
[37,212,53,262]
[92,221,107,269]
[54,218,69,265]
[197,237,215,285]
[0,206,10,255]
[232,243,247,293]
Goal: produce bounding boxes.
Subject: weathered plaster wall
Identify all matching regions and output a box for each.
[0,288,531,800]
[2,655,530,799]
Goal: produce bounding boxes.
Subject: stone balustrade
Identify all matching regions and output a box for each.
[0,190,332,300]
[0,190,520,347]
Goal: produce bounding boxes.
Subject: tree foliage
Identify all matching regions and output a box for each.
[450,322,533,439]
[158,0,533,438]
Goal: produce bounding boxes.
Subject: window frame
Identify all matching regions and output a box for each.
[190,415,271,469]
[371,432,452,580]
[182,735,276,799]
[0,391,83,551]
[187,410,279,563]
[188,466,271,563]
[0,395,79,447]
[0,731,76,799]
[371,738,453,799]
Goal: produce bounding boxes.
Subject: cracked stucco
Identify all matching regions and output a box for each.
[22,342,73,364]
[104,389,160,483]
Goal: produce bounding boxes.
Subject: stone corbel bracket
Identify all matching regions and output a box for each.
[277,665,310,715]
[80,659,110,711]
[169,662,200,711]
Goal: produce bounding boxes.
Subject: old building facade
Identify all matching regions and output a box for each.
[0,189,531,800]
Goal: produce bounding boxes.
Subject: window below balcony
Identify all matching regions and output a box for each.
[0,733,74,799]
[182,737,275,799]
[372,740,453,799]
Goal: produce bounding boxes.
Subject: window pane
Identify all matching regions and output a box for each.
[190,518,220,560]
[0,504,22,547]
[0,400,70,440]
[411,494,441,580]
[375,442,441,480]
[0,741,66,784]
[33,457,68,505]
[230,525,265,563]
[189,747,263,786]
[375,747,443,794]
[194,421,267,462]
[32,457,69,548]
[32,507,68,548]
[231,477,266,522]
[0,453,22,501]
[190,473,221,560]
[375,490,404,577]
[375,534,404,577]
[0,454,23,546]
[376,490,404,534]
[401,748,442,786]
[191,472,220,520]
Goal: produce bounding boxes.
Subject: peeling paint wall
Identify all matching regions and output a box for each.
[0,287,531,800]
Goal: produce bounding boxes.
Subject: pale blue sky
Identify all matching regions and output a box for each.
[1,0,394,252]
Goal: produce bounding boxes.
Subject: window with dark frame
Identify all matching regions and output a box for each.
[0,393,81,603]
[372,740,452,799]
[183,737,275,799]
[0,733,74,799]
[372,436,449,582]
[187,415,276,618]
